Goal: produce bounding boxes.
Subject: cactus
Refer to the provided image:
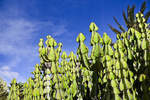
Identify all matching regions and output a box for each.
[7,10,150,100]
[32,64,42,100]
[27,77,34,100]
[8,78,19,100]
[76,33,90,69]
[23,82,28,100]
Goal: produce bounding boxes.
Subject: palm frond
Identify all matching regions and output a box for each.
[140,1,146,13]
[123,10,130,28]
[129,5,135,26]
[127,5,130,19]
[113,17,126,32]
[127,5,132,27]
[108,24,121,34]
[145,11,150,22]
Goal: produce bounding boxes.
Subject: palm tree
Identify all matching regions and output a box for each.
[108,1,150,35]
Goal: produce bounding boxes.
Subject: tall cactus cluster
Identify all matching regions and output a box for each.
[8,79,20,100]
[7,12,150,100]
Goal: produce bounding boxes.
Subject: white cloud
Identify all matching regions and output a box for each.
[0,66,19,79]
[0,66,25,84]
[0,19,37,55]
[1,66,10,70]
[0,17,68,64]
[0,0,69,84]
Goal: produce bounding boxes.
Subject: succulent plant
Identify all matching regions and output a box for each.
[8,10,150,100]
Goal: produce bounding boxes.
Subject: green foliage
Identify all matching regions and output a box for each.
[108,1,150,35]
[8,78,20,100]
[7,10,150,100]
[0,78,8,100]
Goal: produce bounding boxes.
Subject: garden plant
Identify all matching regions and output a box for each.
[1,2,150,100]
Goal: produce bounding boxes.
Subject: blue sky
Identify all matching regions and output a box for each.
[0,0,149,84]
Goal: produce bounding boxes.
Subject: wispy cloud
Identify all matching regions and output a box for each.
[0,66,25,84]
[0,0,69,84]
[0,18,39,83]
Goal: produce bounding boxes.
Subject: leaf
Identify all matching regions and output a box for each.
[141,39,147,50]
[89,22,99,32]
[53,75,58,83]
[123,10,130,28]
[92,43,101,58]
[115,51,119,58]
[137,39,142,49]
[125,78,131,89]
[139,74,146,82]
[103,33,111,44]
[145,11,150,22]
[49,38,57,47]
[108,45,114,55]
[72,73,76,80]
[120,51,125,58]
[80,44,88,55]
[113,87,120,94]
[51,64,56,73]
[93,32,101,43]
[88,82,93,91]
[107,60,113,68]
[102,56,106,62]
[111,80,117,87]
[58,75,62,81]
[61,51,67,59]
[45,69,51,74]
[128,49,133,60]
[109,72,115,80]
[108,24,121,35]
[113,17,126,32]
[106,55,111,61]
[72,81,77,96]
[103,75,107,83]
[129,5,135,25]
[83,77,87,83]
[113,43,117,50]
[56,90,61,100]
[140,1,146,13]
[135,31,142,39]
[48,48,56,61]
[122,60,128,69]
[118,39,123,49]
[125,38,129,47]
[63,81,68,89]
[115,94,122,100]
[119,70,121,78]
[123,69,128,78]
[44,81,50,86]
[77,33,86,42]
[38,38,44,47]
[120,80,124,91]
[116,60,120,70]
[98,77,102,83]
[130,77,134,84]
[129,71,134,77]
[127,90,133,100]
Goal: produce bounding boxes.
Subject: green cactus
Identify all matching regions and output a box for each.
[27,77,34,100]
[8,78,19,100]
[32,64,42,100]
[76,33,90,69]
[7,8,150,100]
[23,82,28,100]
[43,68,51,100]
